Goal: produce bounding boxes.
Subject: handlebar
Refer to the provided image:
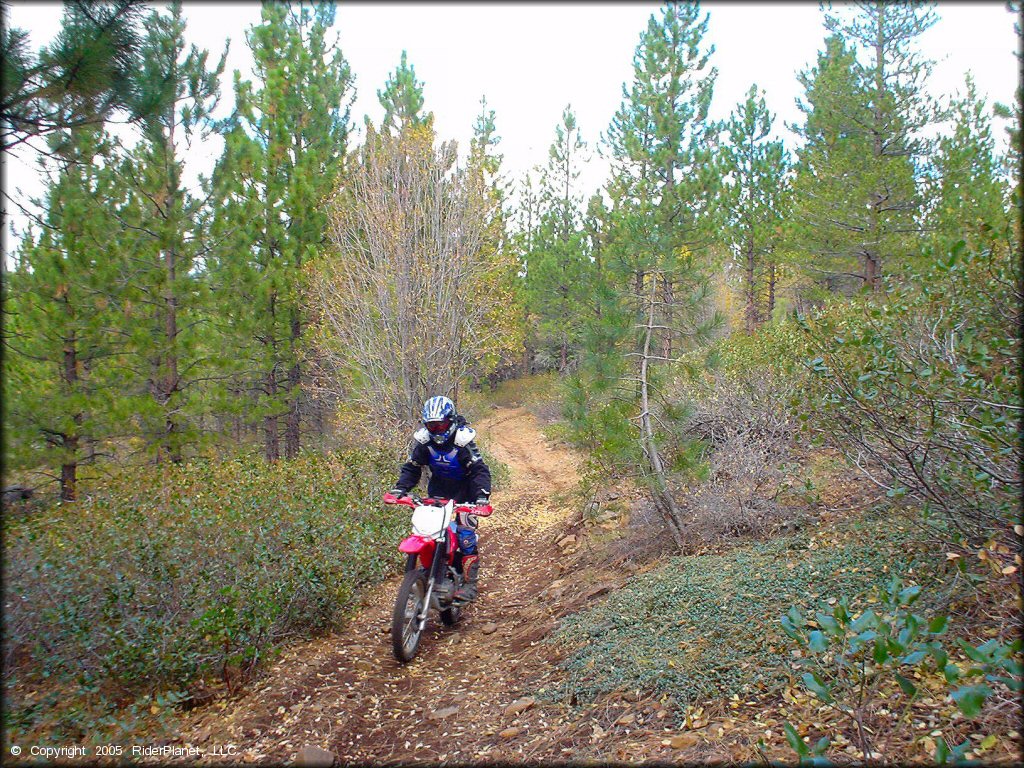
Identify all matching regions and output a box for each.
[382,492,493,517]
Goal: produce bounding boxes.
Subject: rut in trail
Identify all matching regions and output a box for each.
[180,405,586,764]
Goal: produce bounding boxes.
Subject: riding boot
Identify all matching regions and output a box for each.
[452,554,480,604]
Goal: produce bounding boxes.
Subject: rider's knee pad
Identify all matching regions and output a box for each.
[456,525,478,555]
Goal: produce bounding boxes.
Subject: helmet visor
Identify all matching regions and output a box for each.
[425,418,452,435]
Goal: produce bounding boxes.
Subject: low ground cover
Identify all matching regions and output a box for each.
[552,506,937,710]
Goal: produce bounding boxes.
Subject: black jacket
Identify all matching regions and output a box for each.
[394,432,491,503]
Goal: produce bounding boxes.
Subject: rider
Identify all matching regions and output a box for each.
[389,395,492,605]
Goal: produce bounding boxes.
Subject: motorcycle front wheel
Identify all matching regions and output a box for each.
[392,569,428,663]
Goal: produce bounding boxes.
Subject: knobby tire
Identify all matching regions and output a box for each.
[392,569,427,663]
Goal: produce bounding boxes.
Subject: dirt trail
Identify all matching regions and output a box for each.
[180,406,591,764]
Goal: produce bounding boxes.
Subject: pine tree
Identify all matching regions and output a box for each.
[2,127,126,499]
[573,1,722,548]
[523,105,591,372]
[790,1,938,292]
[468,95,507,250]
[209,0,353,461]
[465,96,525,385]
[510,167,542,371]
[787,34,876,299]
[719,84,789,332]
[1,0,144,151]
[583,191,611,317]
[928,75,1012,256]
[604,0,719,358]
[112,1,226,463]
[377,49,433,135]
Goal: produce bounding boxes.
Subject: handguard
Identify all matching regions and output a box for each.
[383,492,417,507]
[454,501,493,517]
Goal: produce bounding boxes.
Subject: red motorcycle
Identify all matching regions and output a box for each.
[382,492,493,662]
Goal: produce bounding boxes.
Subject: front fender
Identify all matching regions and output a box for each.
[399,535,432,554]
[399,536,437,569]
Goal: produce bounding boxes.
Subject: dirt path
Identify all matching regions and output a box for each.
[180,406,592,764]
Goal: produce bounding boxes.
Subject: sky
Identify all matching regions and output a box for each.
[2,1,1020,250]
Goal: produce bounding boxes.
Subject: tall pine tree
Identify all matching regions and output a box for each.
[787,34,876,299]
[790,2,938,293]
[210,0,352,461]
[572,1,722,548]
[523,105,591,372]
[465,96,525,384]
[927,75,1011,256]
[114,1,226,463]
[719,84,789,332]
[2,127,126,499]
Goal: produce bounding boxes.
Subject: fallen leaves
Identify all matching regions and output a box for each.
[428,706,459,720]
[504,697,536,717]
[666,732,700,749]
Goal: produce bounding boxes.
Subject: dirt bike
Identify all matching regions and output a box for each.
[382,492,493,663]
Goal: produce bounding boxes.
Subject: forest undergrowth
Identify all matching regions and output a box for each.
[2,451,402,746]
[548,245,1022,765]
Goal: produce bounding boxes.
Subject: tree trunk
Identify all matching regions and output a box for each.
[632,268,645,399]
[661,274,674,359]
[864,250,880,291]
[264,291,280,463]
[285,309,301,459]
[638,275,685,550]
[161,115,183,464]
[60,440,77,502]
[264,367,279,462]
[767,260,777,320]
[164,244,181,463]
[61,330,79,502]
[745,238,757,334]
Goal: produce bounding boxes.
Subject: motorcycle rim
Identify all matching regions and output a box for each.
[392,569,427,663]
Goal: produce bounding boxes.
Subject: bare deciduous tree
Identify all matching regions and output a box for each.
[311,125,502,429]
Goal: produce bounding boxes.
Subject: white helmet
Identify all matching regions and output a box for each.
[421,395,457,445]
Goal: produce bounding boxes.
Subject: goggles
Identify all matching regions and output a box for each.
[425,419,452,435]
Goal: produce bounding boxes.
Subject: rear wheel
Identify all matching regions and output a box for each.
[392,569,428,663]
[440,604,461,626]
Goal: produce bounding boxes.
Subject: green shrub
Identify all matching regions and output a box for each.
[460,371,562,412]
[551,509,934,714]
[3,450,404,722]
[477,445,512,492]
[782,576,1023,763]
[796,244,1021,544]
